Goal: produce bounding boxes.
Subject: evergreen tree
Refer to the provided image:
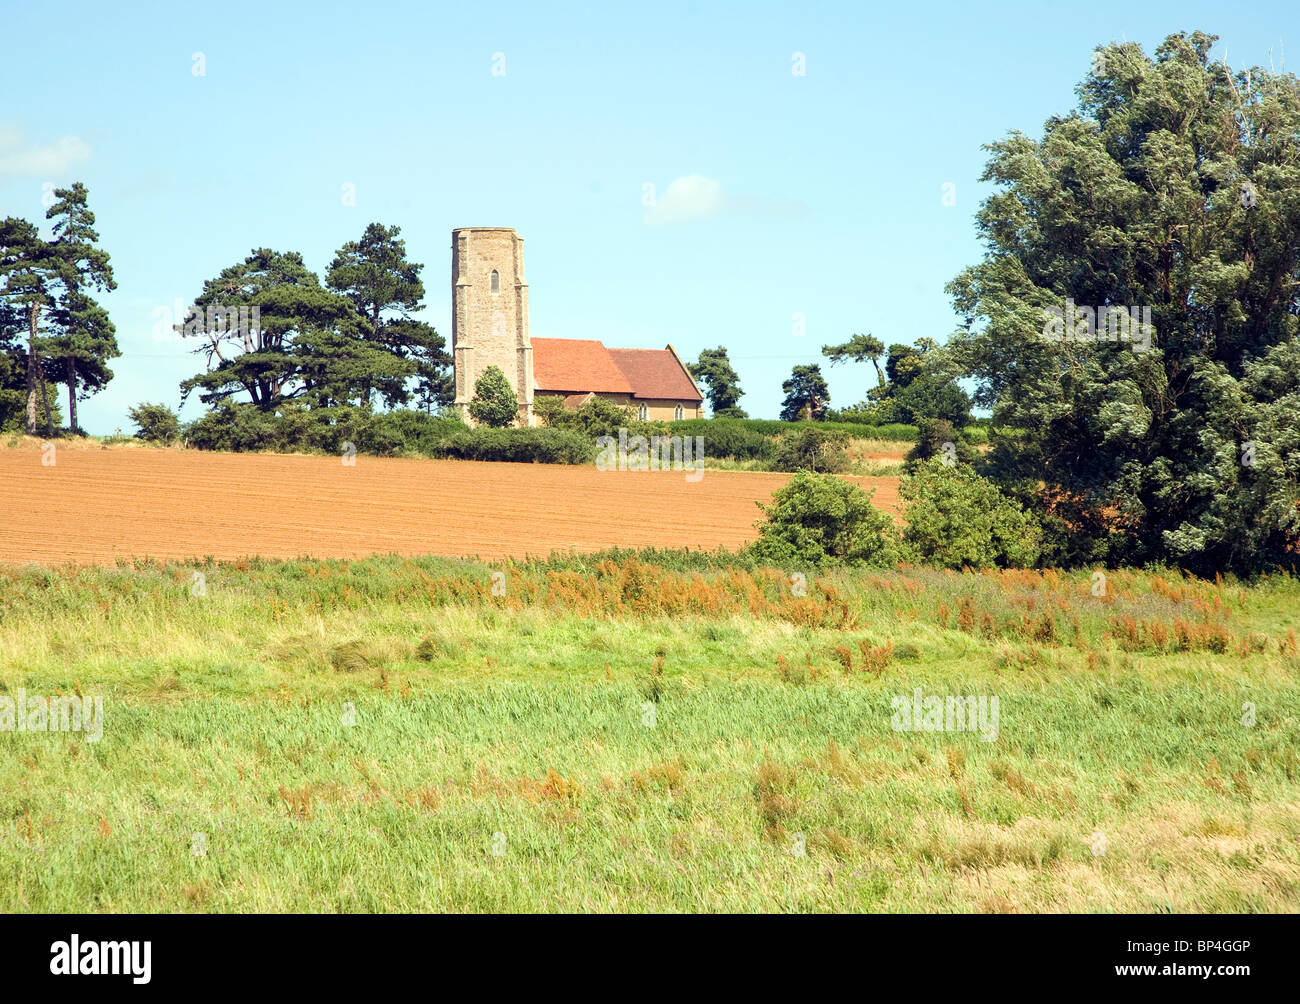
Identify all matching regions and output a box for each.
[689,346,745,415]
[779,364,830,421]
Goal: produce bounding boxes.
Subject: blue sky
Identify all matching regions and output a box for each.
[2,0,1293,432]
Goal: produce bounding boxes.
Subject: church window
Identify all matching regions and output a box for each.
[674,404,684,421]
[638,402,648,420]
[490,269,500,293]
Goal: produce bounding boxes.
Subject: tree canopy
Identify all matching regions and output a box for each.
[779,364,830,421]
[947,31,1300,573]
[689,346,745,416]
[179,225,453,417]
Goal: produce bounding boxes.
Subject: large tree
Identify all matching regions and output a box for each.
[42,184,119,432]
[779,364,830,421]
[688,346,745,416]
[822,332,886,388]
[44,292,117,432]
[947,31,1300,572]
[179,249,359,410]
[0,217,57,434]
[325,223,452,410]
[0,185,115,436]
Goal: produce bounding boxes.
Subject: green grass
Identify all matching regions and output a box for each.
[2,556,1298,912]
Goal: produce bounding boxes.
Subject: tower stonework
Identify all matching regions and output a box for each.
[451,227,534,425]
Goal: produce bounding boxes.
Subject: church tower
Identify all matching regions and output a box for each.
[451,227,533,425]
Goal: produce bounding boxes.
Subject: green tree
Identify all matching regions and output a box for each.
[128,402,181,444]
[749,471,897,567]
[904,417,979,472]
[689,347,745,416]
[0,216,58,434]
[900,457,1042,568]
[884,342,926,390]
[822,332,887,388]
[532,393,568,428]
[41,184,118,434]
[45,292,117,433]
[779,364,830,421]
[179,249,358,411]
[468,365,519,427]
[947,31,1300,572]
[891,371,972,426]
[325,223,452,409]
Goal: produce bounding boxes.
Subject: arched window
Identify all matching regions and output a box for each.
[490,269,500,294]
[638,402,648,420]
[674,404,684,421]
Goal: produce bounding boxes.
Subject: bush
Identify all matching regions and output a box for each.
[749,471,898,567]
[770,426,851,473]
[568,396,637,438]
[128,402,181,444]
[675,416,919,442]
[899,457,1042,569]
[429,426,595,464]
[184,401,288,452]
[360,409,467,455]
[532,394,569,428]
[468,365,519,427]
[694,421,775,462]
[904,418,981,472]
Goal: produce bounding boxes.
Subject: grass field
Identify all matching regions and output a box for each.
[2,553,1298,912]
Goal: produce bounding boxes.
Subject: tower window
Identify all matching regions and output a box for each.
[674,404,684,421]
[490,270,500,293]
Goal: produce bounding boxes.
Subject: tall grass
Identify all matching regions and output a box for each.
[1,555,1297,912]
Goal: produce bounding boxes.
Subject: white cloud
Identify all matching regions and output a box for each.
[642,174,806,226]
[643,174,727,226]
[0,127,92,176]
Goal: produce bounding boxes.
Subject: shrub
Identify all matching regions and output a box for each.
[468,365,519,427]
[360,409,466,455]
[694,421,775,462]
[770,426,850,473]
[675,417,918,442]
[900,457,1042,568]
[128,402,181,444]
[569,396,637,438]
[533,394,651,440]
[429,426,595,464]
[184,401,288,452]
[532,394,569,428]
[904,418,980,472]
[749,471,898,567]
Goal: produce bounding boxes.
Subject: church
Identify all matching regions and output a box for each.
[450,227,704,426]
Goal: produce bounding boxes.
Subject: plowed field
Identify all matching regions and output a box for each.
[0,447,901,565]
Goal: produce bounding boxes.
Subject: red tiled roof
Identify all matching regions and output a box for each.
[531,338,703,402]
[607,346,703,402]
[531,338,633,394]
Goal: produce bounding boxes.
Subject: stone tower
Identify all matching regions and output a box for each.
[451,227,533,425]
